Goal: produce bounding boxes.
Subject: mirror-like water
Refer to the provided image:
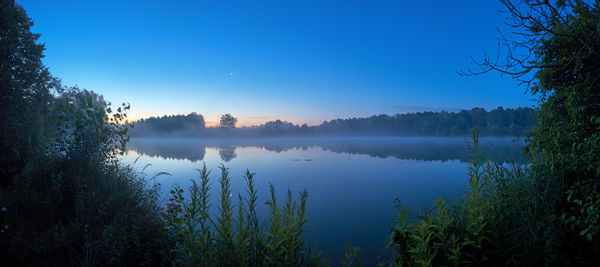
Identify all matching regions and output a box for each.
[121,137,525,265]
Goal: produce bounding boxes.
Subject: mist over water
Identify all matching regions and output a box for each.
[122,137,525,265]
[127,136,526,163]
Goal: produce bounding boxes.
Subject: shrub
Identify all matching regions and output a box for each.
[0,88,171,266]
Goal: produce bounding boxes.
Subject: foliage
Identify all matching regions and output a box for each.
[483,0,600,263]
[389,131,550,266]
[131,107,537,137]
[0,86,171,265]
[219,113,238,128]
[519,0,600,262]
[52,88,131,164]
[342,244,361,267]
[131,112,205,136]
[317,107,536,137]
[0,0,59,186]
[0,1,171,265]
[391,1,600,265]
[163,164,325,266]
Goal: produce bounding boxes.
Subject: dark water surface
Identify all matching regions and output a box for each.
[121,137,525,265]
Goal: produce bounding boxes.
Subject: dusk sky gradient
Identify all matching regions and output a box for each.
[20,0,536,126]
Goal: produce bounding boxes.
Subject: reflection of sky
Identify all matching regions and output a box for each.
[121,142,473,265]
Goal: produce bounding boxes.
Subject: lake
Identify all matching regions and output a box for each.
[121,137,525,265]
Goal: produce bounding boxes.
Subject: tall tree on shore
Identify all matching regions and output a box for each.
[0,0,60,185]
[219,113,238,128]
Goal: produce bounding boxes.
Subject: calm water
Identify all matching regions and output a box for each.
[121,137,524,265]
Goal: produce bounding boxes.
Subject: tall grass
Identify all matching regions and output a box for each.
[342,244,361,267]
[163,163,324,266]
[389,131,529,266]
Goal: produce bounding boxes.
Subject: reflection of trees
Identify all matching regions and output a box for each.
[126,137,525,163]
[317,140,525,163]
[126,139,206,162]
[218,146,237,162]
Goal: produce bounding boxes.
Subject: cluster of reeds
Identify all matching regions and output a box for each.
[389,131,526,266]
[162,163,324,266]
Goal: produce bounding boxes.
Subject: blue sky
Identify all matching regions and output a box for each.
[20,0,535,126]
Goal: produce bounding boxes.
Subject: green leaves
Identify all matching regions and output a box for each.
[562,180,600,245]
[391,131,508,266]
[214,164,235,265]
[165,164,321,266]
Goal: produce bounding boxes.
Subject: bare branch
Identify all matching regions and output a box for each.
[461,0,600,88]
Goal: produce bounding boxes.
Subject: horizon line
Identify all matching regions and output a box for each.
[125,105,536,127]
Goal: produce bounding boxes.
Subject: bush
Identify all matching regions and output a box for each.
[0,88,172,265]
[390,130,600,266]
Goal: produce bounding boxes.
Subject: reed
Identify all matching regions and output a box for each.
[165,164,323,266]
[389,131,519,266]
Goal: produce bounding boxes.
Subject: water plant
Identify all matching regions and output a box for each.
[389,131,516,266]
[163,163,324,266]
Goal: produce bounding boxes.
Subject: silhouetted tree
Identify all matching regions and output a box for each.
[0,2,170,265]
[0,0,60,185]
[219,113,238,128]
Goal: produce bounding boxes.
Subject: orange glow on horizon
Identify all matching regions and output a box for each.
[125,113,322,127]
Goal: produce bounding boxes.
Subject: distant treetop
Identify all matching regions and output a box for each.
[219,114,238,128]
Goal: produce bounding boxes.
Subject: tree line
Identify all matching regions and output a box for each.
[130,106,537,137]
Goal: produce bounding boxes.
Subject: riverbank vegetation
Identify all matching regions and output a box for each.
[0,2,170,264]
[163,164,324,266]
[390,0,600,265]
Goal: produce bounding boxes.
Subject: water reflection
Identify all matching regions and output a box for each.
[123,136,526,265]
[127,138,206,161]
[218,146,237,162]
[126,137,525,163]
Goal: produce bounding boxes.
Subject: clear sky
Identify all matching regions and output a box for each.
[19,0,535,126]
